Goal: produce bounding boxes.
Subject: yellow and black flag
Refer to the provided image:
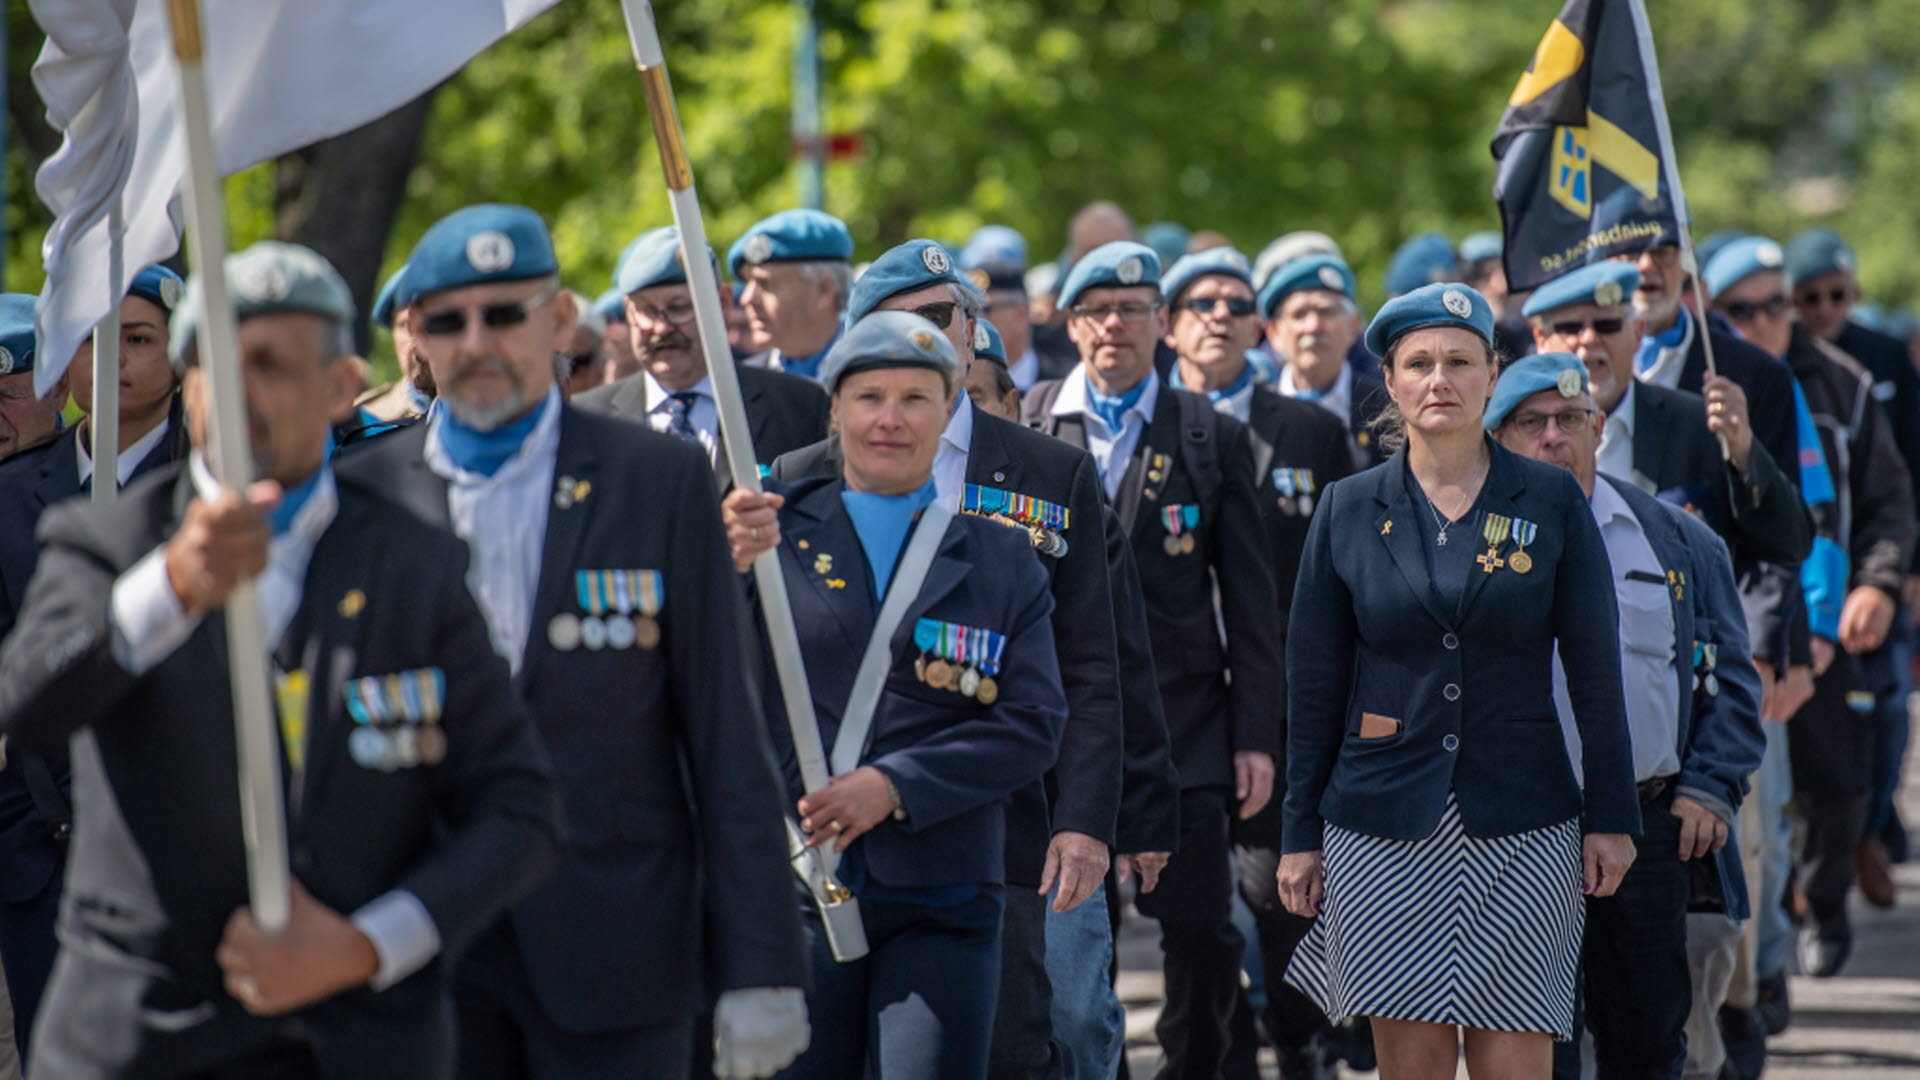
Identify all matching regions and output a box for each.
[1491,0,1686,291]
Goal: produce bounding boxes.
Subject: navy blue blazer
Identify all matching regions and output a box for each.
[1282,439,1640,852]
[1603,476,1764,919]
[757,476,1068,890]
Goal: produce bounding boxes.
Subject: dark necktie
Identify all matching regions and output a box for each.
[666,391,701,444]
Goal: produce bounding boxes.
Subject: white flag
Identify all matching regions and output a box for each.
[29,0,564,397]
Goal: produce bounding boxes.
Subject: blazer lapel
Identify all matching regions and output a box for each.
[1372,455,1454,629]
[1118,390,1180,534]
[1455,443,1529,622]
[35,431,82,507]
[1247,391,1281,482]
[785,481,876,659]
[963,407,1023,494]
[287,491,381,821]
[522,409,599,674]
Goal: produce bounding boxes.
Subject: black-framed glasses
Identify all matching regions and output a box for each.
[1548,317,1627,338]
[1508,407,1596,437]
[910,301,958,329]
[418,288,557,337]
[1721,295,1790,322]
[1070,301,1163,324]
[1179,296,1257,318]
[630,297,698,326]
[1795,287,1848,308]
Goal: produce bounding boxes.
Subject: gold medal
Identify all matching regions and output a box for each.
[1164,534,1182,556]
[1509,550,1533,574]
[634,615,662,650]
[915,655,928,683]
[925,659,954,690]
[975,676,999,705]
[1179,533,1196,555]
[417,724,447,766]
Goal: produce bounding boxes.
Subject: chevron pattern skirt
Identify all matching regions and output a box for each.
[1283,793,1585,1040]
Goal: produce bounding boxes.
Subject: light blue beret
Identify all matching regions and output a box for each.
[170,241,355,364]
[1695,229,1748,274]
[126,265,186,315]
[1142,222,1190,271]
[1384,232,1459,297]
[727,209,853,281]
[1161,248,1253,305]
[1458,231,1503,266]
[1025,262,1061,298]
[0,294,38,376]
[820,309,958,391]
[1258,254,1356,319]
[615,226,718,296]
[1785,227,1856,287]
[1056,241,1161,311]
[1520,261,1640,318]
[371,265,406,330]
[961,225,1027,272]
[1364,281,1495,358]
[973,317,1006,364]
[845,239,965,326]
[1702,236,1786,300]
[395,204,557,308]
[592,288,626,322]
[1484,352,1589,430]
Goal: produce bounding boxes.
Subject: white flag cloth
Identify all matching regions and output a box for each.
[30,0,563,396]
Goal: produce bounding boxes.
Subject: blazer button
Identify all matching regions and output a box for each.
[1443,633,1459,650]
[1443,734,1460,752]
[1443,683,1461,701]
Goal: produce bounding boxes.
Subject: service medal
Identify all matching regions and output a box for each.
[391,726,420,769]
[975,676,999,705]
[580,615,608,651]
[417,724,448,767]
[925,659,954,689]
[1179,533,1196,555]
[350,726,389,770]
[959,666,982,698]
[1509,518,1538,575]
[915,655,928,683]
[1509,551,1533,574]
[548,613,582,652]
[634,615,662,650]
[1164,534,1183,556]
[606,614,637,650]
[1299,494,1314,516]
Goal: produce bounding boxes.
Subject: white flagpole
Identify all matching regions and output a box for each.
[164,0,291,931]
[90,211,122,506]
[620,0,865,961]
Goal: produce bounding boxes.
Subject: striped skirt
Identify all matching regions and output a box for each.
[1283,793,1585,1040]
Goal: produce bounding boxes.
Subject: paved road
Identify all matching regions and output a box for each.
[1117,740,1920,1077]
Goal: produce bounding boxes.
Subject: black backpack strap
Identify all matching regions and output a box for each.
[1173,389,1223,496]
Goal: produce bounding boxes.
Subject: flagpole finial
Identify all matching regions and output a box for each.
[166,0,204,63]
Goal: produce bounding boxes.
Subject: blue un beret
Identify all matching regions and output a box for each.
[1521,261,1640,319]
[371,265,407,330]
[1695,229,1748,275]
[1258,254,1356,319]
[1784,227,1856,288]
[1384,232,1459,297]
[845,239,964,326]
[1702,236,1786,300]
[1458,231,1503,266]
[727,209,853,282]
[1057,241,1161,311]
[1161,248,1253,306]
[1142,222,1190,271]
[1365,282,1495,358]
[0,294,38,376]
[973,318,1007,365]
[1484,352,1589,431]
[616,226,716,296]
[396,204,558,308]
[127,265,186,315]
[820,309,959,392]
[592,288,626,323]
[960,225,1028,273]
[170,241,355,365]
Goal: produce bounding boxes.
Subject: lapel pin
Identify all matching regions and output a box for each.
[338,589,366,618]
[1381,520,1393,535]
[798,539,811,550]
[814,553,833,575]
[825,578,846,589]
[993,471,1007,482]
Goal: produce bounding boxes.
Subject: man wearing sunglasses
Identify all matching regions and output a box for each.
[1261,253,1392,471]
[1487,352,1764,1080]
[344,204,808,1080]
[570,227,828,488]
[727,209,853,382]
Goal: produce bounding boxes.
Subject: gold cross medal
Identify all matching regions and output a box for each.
[1477,514,1510,574]
[1508,518,1537,574]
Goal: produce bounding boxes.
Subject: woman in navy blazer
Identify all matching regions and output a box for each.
[726,311,1068,1080]
[1274,283,1639,1080]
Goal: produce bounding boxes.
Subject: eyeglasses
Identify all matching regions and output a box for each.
[418,288,557,337]
[1548,317,1627,338]
[561,349,599,374]
[910,301,958,329]
[630,298,698,326]
[1639,245,1682,268]
[1720,295,1790,322]
[1070,301,1163,324]
[1508,408,1596,437]
[1794,287,1849,308]
[1178,296,1257,318]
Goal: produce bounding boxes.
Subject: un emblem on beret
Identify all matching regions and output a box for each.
[0,347,13,375]
[1116,256,1143,285]
[1593,280,1623,307]
[466,231,517,274]
[1441,288,1472,318]
[1836,248,1856,273]
[910,330,937,352]
[922,246,951,275]
[967,268,991,292]
[159,276,185,308]
[1557,368,1583,398]
[974,321,990,352]
[1756,242,1784,268]
[235,261,290,304]
[1317,265,1344,290]
[743,234,774,265]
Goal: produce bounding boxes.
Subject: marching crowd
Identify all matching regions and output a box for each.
[0,193,1913,1080]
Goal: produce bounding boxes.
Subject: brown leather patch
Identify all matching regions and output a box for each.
[1359,713,1401,739]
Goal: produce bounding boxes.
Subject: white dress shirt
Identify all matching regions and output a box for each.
[642,373,720,465]
[1008,346,1041,392]
[1213,378,1256,424]
[1052,368,1161,499]
[425,389,561,672]
[107,455,440,990]
[76,418,171,489]
[1554,477,1682,783]
[1277,362,1352,425]
[933,396,975,511]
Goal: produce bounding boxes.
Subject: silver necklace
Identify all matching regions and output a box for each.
[1420,486,1474,546]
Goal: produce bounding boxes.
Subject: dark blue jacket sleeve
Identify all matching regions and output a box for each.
[1281,481,1358,854]
[1676,520,1765,821]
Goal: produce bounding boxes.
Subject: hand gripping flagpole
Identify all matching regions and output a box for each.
[620,0,865,962]
[165,0,292,932]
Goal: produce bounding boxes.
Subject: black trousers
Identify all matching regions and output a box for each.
[1552,791,1691,1080]
[1132,787,1241,1080]
[987,885,1059,1079]
[1222,841,1328,1077]
[1789,656,1874,933]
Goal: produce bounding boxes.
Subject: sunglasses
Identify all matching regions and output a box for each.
[1507,407,1597,437]
[1179,296,1257,318]
[1548,317,1627,338]
[1795,287,1849,308]
[910,301,959,329]
[1721,295,1790,322]
[418,288,556,337]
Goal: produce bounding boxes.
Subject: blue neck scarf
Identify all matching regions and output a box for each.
[1088,375,1149,434]
[1635,305,1690,374]
[269,430,334,536]
[435,392,551,477]
[782,327,842,381]
[841,477,939,601]
[1171,361,1254,406]
[405,383,434,414]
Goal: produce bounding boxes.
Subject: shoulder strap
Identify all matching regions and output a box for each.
[1174,390,1223,493]
[829,503,956,775]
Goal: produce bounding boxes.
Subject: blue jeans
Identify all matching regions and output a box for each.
[1754,720,1795,979]
[1867,640,1912,838]
[1045,882,1123,1080]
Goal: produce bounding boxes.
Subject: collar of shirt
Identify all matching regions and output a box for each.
[77,417,172,488]
[1588,469,1640,532]
[1278,362,1351,422]
[1055,365,1160,437]
[189,451,339,650]
[1008,346,1041,391]
[643,372,715,414]
[425,386,563,487]
[774,327,841,381]
[1635,305,1694,390]
[932,394,975,509]
[1595,379,1637,485]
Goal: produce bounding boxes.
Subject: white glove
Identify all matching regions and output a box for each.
[712,986,809,1079]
